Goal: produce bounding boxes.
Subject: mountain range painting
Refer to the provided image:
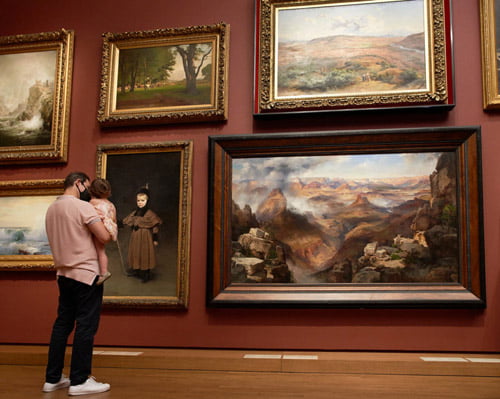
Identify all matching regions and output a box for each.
[275,0,428,98]
[230,152,459,285]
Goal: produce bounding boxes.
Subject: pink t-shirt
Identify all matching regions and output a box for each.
[45,195,101,285]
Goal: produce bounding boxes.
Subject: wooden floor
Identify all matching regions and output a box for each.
[1,345,499,398]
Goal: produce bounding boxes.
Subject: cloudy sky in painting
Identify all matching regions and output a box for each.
[0,51,56,112]
[277,0,425,42]
[0,196,55,229]
[232,152,441,183]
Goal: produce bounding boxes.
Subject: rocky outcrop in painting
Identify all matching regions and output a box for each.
[0,80,53,147]
[231,152,459,284]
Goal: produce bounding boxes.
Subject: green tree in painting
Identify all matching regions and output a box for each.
[118,46,176,93]
[174,43,212,95]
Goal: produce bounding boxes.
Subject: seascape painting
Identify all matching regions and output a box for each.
[115,43,213,110]
[0,51,57,147]
[0,195,55,256]
[275,0,429,99]
[231,152,459,285]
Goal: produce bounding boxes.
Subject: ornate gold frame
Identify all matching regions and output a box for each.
[0,29,74,164]
[254,0,453,114]
[96,141,192,309]
[0,179,63,270]
[98,23,229,126]
[480,0,500,109]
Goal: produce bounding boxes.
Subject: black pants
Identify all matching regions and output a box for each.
[45,276,103,385]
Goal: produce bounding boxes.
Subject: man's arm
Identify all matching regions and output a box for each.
[88,220,111,244]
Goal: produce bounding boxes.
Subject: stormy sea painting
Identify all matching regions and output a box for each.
[231,152,459,285]
[0,195,55,256]
[0,50,57,147]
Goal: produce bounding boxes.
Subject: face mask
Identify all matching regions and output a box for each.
[78,183,91,202]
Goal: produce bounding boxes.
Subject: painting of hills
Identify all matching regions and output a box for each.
[275,0,428,98]
[230,152,459,285]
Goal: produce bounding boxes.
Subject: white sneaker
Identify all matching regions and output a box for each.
[42,374,70,392]
[68,376,110,396]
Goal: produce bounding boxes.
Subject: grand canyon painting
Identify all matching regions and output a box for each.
[231,152,459,285]
[275,0,428,99]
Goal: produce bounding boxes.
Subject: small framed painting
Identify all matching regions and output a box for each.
[98,23,229,126]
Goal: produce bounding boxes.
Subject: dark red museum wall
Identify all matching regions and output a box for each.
[1,0,499,352]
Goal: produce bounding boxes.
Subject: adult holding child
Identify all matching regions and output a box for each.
[42,172,111,396]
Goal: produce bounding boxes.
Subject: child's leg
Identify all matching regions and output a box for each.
[94,237,112,285]
[93,237,108,275]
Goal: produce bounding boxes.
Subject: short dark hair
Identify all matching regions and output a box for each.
[64,172,90,189]
[89,178,111,199]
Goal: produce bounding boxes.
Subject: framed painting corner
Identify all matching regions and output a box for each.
[98,22,229,126]
[96,140,193,309]
[254,0,454,115]
[207,126,485,308]
[0,28,74,164]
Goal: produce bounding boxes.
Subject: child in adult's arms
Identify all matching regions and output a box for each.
[89,178,118,285]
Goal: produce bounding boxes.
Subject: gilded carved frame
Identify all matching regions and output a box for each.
[96,141,192,309]
[0,29,74,164]
[254,0,454,115]
[98,23,229,126]
[480,0,500,109]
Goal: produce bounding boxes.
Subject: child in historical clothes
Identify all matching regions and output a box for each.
[89,178,118,285]
[122,186,162,283]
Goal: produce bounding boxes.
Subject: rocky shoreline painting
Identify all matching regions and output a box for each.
[0,51,56,148]
[231,152,459,285]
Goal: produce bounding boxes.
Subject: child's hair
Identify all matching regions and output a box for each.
[89,178,111,199]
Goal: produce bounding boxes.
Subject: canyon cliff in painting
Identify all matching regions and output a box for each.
[231,152,458,285]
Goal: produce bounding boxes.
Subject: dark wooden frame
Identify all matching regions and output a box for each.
[207,127,485,308]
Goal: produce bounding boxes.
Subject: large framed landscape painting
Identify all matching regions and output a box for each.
[0,179,63,270]
[254,0,454,115]
[98,23,229,126]
[207,127,485,308]
[0,29,74,164]
[480,0,500,109]
[96,141,192,308]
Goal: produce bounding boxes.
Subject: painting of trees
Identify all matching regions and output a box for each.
[175,43,212,95]
[115,43,213,109]
[98,23,228,125]
[118,46,176,93]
